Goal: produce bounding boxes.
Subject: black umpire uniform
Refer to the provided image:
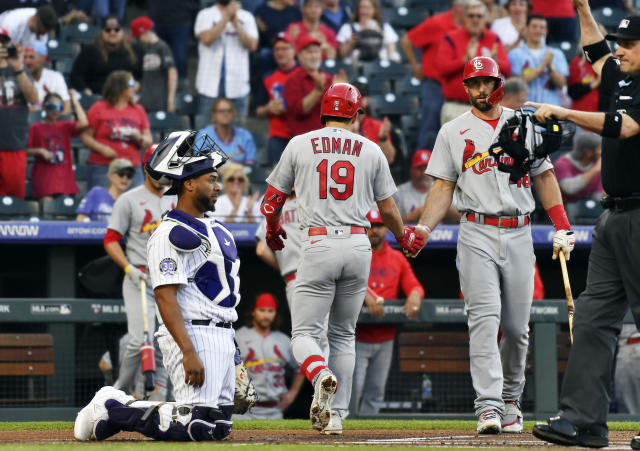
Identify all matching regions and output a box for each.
[533,16,640,450]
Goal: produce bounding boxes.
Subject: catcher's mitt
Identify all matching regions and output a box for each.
[232,346,258,414]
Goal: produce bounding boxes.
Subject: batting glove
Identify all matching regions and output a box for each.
[552,229,575,261]
[266,220,287,251]
[397,226,425,256]
[124,264,147,285]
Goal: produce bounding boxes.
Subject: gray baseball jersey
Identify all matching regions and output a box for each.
[266,127,397,228]
[255,197,301,278]
[107,185,177,267]
[235,326,299,402]
[426,108,552,216]
[393,182,428,219]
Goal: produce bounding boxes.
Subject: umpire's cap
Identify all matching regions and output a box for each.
[605,15,640,41]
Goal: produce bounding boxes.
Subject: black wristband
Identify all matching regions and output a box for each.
[602,112,622,138]
[583,40,610,64]
[13,69,24,76]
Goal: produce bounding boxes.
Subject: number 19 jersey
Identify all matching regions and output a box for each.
[266,127,396,228]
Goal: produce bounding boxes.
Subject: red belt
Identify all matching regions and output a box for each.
[256,401,278,408]
[284,272,296,283]
[308,226,367,236]
[627,337,640,345]
[466,213,530,228]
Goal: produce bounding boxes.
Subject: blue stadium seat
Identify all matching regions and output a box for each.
[61,22,99,45]
[0,196,39,219]
[361,60,409,82]
[592,7,627,32]
[147,111,190,141]
[369,93,419,117]
[42,196,79,220]
[354,76,391,95]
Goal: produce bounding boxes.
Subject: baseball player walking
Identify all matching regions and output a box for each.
[74,130,240,442]
[103,146,174,400]
[260,83,424,434]
[234,293,305,419]
[410,56,574,434]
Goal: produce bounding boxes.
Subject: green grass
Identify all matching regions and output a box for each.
[2,419,640,431]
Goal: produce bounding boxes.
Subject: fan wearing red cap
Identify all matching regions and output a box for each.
[235,294,305,419]
[101,139,178,405]
[129,16,177,113]
[261,77,424,434]
[351,209,424,416]
[412,54,570,434]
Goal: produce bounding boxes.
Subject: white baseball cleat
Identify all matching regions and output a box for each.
[477,408,502,434]
[321,411,342,435]
[501,400,523,433]
[310,371,338,431]
[73,386,131,441]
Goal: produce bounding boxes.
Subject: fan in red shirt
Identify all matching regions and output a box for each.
[27,89,88,201]
[286,0,338,59]
[351,209,425,416]
[400,0,464,148]
[568,53,600,112]
[437,0,510,125]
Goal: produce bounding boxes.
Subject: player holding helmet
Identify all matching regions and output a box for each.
[74,131,241,442]
[410,56,574,434]
[260,82,424,434]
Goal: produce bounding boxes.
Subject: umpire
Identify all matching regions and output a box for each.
[526,0,640,448]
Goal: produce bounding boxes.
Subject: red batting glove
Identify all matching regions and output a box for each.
[397,226,425,256]
[266,220,287,251]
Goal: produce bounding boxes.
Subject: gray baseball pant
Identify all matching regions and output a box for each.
[350,339,394,415]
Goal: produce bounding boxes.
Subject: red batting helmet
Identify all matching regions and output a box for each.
[462,56,504,106]
[320,83,362,122]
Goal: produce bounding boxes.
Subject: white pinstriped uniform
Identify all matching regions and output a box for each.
[147,209,240,407]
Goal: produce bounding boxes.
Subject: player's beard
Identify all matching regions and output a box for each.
[470,95,492,112]
[195,188,216,212]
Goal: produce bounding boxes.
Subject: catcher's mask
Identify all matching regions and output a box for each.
[145,130,228,195]
[488,109,575,182]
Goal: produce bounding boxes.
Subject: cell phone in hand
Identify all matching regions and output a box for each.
[7,46,17,59]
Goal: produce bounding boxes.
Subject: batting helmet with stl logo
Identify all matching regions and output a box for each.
[320,83,363,123]
[462,56,504,106]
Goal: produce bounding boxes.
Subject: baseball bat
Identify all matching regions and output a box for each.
[559,252,574,344]
[139,278,156,396]
[367,286,384,305]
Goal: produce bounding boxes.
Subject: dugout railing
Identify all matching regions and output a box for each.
[0,297,633,422]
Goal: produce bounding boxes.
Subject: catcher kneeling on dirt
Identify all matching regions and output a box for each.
[74,130,256,442]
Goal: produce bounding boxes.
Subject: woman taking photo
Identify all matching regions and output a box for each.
[81,70,151,188]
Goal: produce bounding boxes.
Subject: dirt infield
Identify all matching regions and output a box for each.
[0,428,637,448]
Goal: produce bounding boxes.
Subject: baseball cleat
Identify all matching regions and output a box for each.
[73,386,132,441]
[310,371,337,431]
[321,411,342,435]
[477,408,502,434]
[501,400,523,433]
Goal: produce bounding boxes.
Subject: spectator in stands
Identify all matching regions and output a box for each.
[568,50,599,112]
[437,0,510,124]
[0,5,57,47]
[530,0,576,42]
[481,0,506,25]
[337,0,400,63]
[321,0,351,34]
[393,150,433,223]
[75,0,126,25]
[23,41,71,114]
[129,16,177,113]
[501,77,530,109]
[213,162,261,223]
[149,0,198,82]
[70,15,140,96]
[76,158,134,222]
[27,90,87,203]
[255,0,301,51]
[553,132,603,206]
[351,209,424,416]
[0,29,38,199]
[197,98,257,167]
[507,14,568,105]
[284,35,344,136]
[81,70,152,189]
[194,0,259,127]
[256,32,297,165]
[351,80,395,164]
[401,0,465,149]
[286,0,338,59]
[490,0,530,51]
